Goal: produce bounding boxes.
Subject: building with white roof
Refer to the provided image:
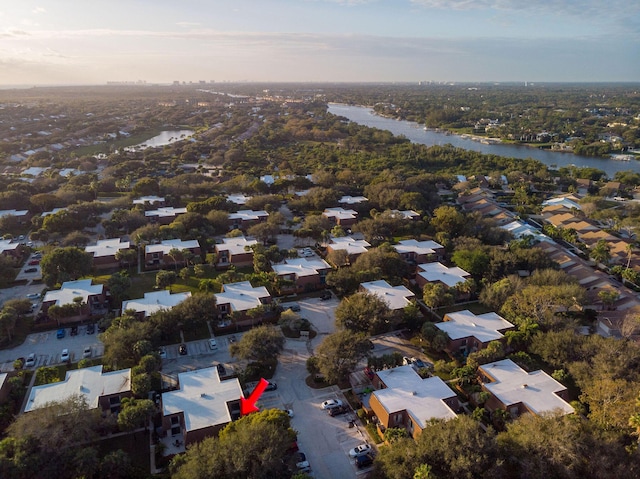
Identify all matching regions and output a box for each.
[437,310,515,354]
[228,210,269,229]
[133,195,165,205]
[416,262,470,289]
[144,239,200,269]
[58,168,80,177]
[260,175,275,185]
[360,280,415,311]
[214,236,258,268]
[122,290,191,317]
[339,195,368,205]
[0,209,29,219]
[226,194,252,205]
[272,257,332,293]
[322,207,358,227]
[85,238,131,269]
[326,236,371,261]
[541,196,582,211]
[0,373,9,404]
[25,365,131,413]
[145,206,187,224]
[21,166,49,177]
[0,239,22,259]
[42,279,107,323]
[162,366,242,445]
[370,365,458,439]
[501,220,552,243]
[479,359,574,418]
[214,281,271,318]
[387,210,421,221]
[41,207,66,217]
[394,239,444,263]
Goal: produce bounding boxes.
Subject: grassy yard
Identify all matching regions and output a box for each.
[0,316,34,351]
[436,301,493,317]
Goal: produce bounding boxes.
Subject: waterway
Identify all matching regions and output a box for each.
[327,103,639,178]
[125,129,195,151]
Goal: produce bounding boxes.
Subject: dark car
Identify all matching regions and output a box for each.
[56,328,65,339]
[328,405,348,417]
[86,323,95,335]
[320,291,332,300]
[179,344,187,355]
[24,267,37,273]
[265,381,277,391]
[355,453,374,469]
[70,325,78,336]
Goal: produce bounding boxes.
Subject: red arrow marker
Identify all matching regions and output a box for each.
[240,378,269,416]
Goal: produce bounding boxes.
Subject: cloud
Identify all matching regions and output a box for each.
[410,0,640,16]
[0,30,29,38]
[32,6,46,14]
[176,22,201,27]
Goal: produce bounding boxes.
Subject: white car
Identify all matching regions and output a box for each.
[82,346,92,359]
[321,399,343,410]
[209,338,218,350]
[283,409,294,418]
[25,353,36,368]
[349,444,373,457]
[26,293,40,300]
[60,349,70,362]
[158,347,167,359]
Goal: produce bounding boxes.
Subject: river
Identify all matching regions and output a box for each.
[327,103,639,178]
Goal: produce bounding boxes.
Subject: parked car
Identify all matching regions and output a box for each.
[179,344,187,355]
[364,366,374,380]
[26,292,40,300]
[56,328,65,339]
[70,325,78,336]
[349,444,373,458]
[355,453,374,469]
[209,338,218,350]
[320,290,332,300]
[321,399,343,410]
[25,353,36,368]
[60,349,70,362]
[24,267,37,273]
[82,346,92,359]
[158,348,167,359]
[265,381,277,391]
[328,405,349,417]
[86,323,95,334]
[28,259,40,265]
[228,335,237,343]
[296,460,311,473]
[286,303,301,312]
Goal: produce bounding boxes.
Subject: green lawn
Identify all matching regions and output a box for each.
[0,316,34,351]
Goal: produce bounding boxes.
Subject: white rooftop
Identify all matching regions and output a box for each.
[394,239,443,256]
[387,210,421,220]
[501,220,552,243]
[85,238,130,258]
[373,366,457,428]
[360,280,415,310]
[272,257,332,278]
[163,367,243,432]
[59,168,79,177]
[437,310,514,343]
[0,209,28,218]
[0,239,20,254]
[145,239,199,255]
[339,195,368,205]
[144,206,187,218]
[417,262,470,288]
[216,236,258,256]
[226,194,252,205]
[480,359,574,416]
[43,279,104,307]
[133,195,165,205]
[215,281,270,312]
[122,290,191,317]
[328,236,371,255]
[21,166,49,176]
[323,207,358,221]
[260,175,275,185]
[228,210,269,221]
[41,207,66,217]
[25,366,131,412]
[542,197,582,211]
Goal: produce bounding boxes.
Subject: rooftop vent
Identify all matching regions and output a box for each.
[521,384,528,389]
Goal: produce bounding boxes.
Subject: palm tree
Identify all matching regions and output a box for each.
[590,239,611,266]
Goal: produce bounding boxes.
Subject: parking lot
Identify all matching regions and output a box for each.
[0,323,104,371]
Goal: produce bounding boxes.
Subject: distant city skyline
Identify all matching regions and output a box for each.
[0,0,638,86]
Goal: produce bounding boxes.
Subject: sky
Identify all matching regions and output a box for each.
[0,0,638,86]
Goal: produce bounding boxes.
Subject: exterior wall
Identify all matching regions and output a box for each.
[369,393,391,430]
[145,247,201,270]
[41,292,108,324]
[98,390,132,413]
[214,248,254,268]
[92,255,119,270]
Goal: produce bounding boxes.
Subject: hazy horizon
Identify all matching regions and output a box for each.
[1,1,638,86]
